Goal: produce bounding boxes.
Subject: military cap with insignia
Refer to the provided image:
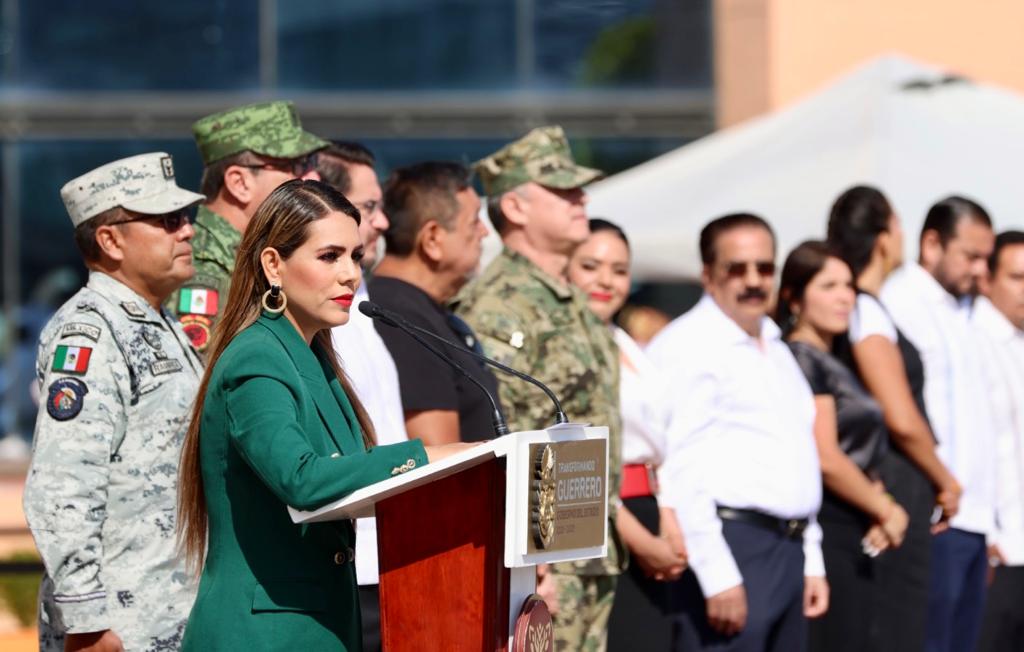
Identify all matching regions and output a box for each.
[473,125,603,197]
[60,152,205,227]
[192,100,329,165]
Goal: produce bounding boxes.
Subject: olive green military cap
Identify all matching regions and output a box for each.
[192,100,328,165]
[60,152,205,227]
[474,125,603,197]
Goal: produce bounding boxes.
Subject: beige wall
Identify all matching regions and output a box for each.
[716,0,1024,126]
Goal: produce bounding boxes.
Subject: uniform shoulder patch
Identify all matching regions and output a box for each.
[46,378,89,421]
[60,322,102,342]
[179,314,212,351]
[52,345,92,374]
[178,287,219,316]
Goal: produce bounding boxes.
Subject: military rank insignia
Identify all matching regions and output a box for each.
[52,345,92,374]
[46,378,88,421]
[180,314,212,351]
[178,287,219,316]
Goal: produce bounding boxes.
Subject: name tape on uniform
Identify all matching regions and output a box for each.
[60,322,102,342]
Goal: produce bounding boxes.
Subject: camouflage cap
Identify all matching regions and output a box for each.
[60,152,205,227]
[192,100,329,165]
[474,125,603,197]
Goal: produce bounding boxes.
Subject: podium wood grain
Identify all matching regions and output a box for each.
[377,457,510,651]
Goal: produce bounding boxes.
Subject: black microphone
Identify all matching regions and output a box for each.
[359,301,570,426]
[357,301,510,437]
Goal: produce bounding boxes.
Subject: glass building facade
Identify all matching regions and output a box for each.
[0,0,713,440]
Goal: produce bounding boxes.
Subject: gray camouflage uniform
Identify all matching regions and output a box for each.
[24,271,202,651]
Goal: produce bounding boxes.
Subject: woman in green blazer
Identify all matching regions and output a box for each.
[177,180,465,651]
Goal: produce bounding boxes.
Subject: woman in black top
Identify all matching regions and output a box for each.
[777,241,910,652]
[828,186,961,652]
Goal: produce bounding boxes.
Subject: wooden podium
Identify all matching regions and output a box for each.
[289,424,609,651]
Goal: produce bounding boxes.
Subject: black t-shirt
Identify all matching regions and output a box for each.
[367,276,501,442]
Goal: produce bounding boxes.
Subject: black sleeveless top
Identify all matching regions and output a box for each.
[789,341,889,474]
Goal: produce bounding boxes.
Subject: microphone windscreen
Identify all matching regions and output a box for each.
[357,301,376,318]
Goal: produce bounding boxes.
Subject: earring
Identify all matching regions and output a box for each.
[261,284,287,314]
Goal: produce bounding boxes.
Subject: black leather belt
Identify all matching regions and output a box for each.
[717,506,808,540]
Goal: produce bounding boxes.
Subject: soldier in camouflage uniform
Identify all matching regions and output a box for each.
[24,152,205,651]
[455,126,624,652]
[167,100,327,355]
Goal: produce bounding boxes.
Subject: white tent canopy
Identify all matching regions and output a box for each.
[587,54,1024,281]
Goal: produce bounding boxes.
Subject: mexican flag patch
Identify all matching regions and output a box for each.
[179,287,219,316]
[52,345,92,374]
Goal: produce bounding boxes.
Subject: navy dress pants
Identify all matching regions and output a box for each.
[925,528,987,652]
[674,520,807,652]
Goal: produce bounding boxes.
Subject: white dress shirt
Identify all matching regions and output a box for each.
[614,326,668,468]
[646,295,824,598]
[881,263,996,536]
[972,296,1024,563]
[331,283,410,585]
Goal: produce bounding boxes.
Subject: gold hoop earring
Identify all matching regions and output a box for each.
[261,284,287,314]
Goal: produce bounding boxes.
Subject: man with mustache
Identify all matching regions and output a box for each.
[881,196,997,652]
[647,213,829,651]
[24,153,205,652]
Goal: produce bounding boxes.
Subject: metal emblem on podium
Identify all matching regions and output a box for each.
[531,444,557,549]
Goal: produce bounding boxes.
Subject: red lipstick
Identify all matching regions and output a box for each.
[589,291,613,302]
[333,294,354,308]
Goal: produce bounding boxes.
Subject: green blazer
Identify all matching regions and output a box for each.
[182,313,428,652]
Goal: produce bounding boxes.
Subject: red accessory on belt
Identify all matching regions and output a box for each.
[620,463,659,499]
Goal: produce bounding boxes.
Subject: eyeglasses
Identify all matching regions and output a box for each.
[721,260,776,278]
[239,153,317,178]
[112,208,196,232]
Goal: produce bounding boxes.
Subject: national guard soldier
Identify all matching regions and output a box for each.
[455,126,624,651]
[167,100,327,354]
[24,153,205,651]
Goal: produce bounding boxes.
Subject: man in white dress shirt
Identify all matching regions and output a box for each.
[974,231,1024,652]
[319,142,404,652]
[880,196,996,652]
[648,213,828,651]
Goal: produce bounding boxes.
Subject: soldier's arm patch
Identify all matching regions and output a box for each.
[179,314,212,351]
[60,322,101,342]
[178,287,219,316]
[46,378,88,421]
[51,345,92,374]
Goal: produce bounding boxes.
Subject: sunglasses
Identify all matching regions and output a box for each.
[113,208,196,232]
[722,260,776,278]
[239,153,317,178]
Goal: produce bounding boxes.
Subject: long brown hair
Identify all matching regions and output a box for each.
[177,179,377,573]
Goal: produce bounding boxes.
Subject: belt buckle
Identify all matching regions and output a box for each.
[644,463,659,495]
[784,519,803,539]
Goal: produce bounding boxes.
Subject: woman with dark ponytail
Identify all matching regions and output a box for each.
[827,185,961,652]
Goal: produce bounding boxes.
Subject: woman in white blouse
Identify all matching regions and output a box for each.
[568,218,686,651]
[827,186,961,652]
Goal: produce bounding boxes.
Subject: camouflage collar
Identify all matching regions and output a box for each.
[499,247,573,301]
[85,271,168,325]
[195,204,242,251]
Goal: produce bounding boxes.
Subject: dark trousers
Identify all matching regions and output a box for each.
[359,583,381,652]
[607,496,675,651]
[808,516,878,652]
[674,520,807,652]
[977,565,1024,652]
[875,449,934,652]
[925,528,987,652]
